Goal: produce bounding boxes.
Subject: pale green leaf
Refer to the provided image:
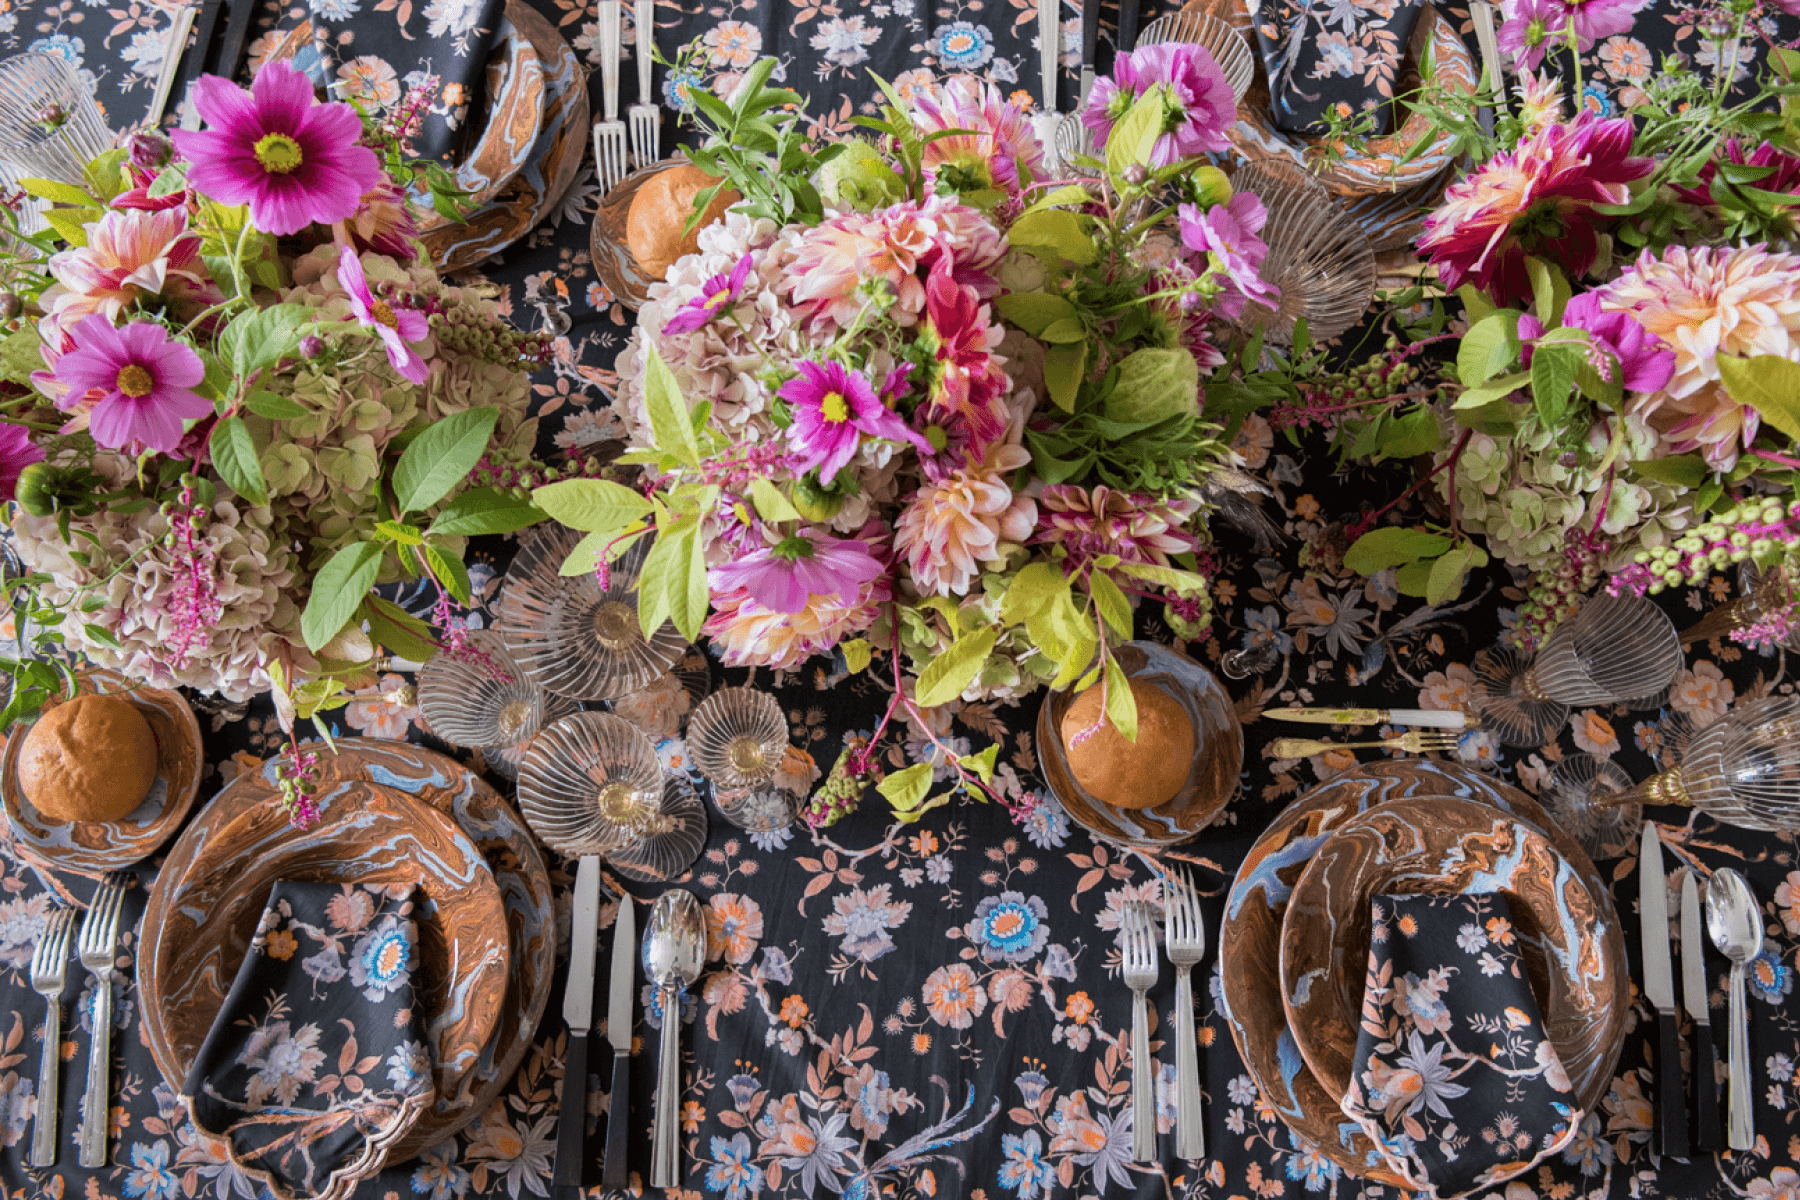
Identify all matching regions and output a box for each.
[1006,209,1097,267]
[301,540,384,652]
[963,743,1000,784]
[1426,543,1473,605]
[842,638,873,673]
[1045,341,1087,412]
[531,478,653,532]
[1719,354,1800,442]
[747,477,802,523]
[1000,561,1069,625]
[643,341,702,467]
[877,762,934,812]
[994,292,1078,336]
[915,627,998,707]
[1106,93,1162,176]
[210,415,267,507]
[1343,527,1452,574]
[425,544,472,604]
[1088,571,1133,640]
[427,487,547,537]
[1456,310,1521,386]
[392,407,499,513]
[1102,653,1138,743]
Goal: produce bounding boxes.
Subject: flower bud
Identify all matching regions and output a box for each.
[128,130,173,172]
[0,293,20,321]
[299,334,325,360]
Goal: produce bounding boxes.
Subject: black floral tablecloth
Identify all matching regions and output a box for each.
[1,2,1800,1199]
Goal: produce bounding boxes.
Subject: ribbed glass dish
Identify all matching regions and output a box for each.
[713,784,802,834]
[1546,752,1641,861]
[688,687,788,790]
[607,774,708,882]
[1231,162,1377,345]
[0,54,112,186]
[1624,695,1800,832]
[516,712,664,856]
[417,629,576,753]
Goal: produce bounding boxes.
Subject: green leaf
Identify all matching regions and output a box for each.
[210,415,268,506]
[427,487,547,537]
[425,544,472,603]
[80,623,122,650]
[962,743,1000,783]
[637,520,709,642]
[1018,185,1097,216]
[1038,317,1087,344]
[1342,527,1452,574]
[373,520,425,545]
[842,637,873,673]
[1629,454,1711,489]
[301,540,384,652]
[1525,256,1571,327]
[915,627,998,707]
[18,177,94,207]
[1395,559,1434,597]
[994,292,1078,336]
[1457,284,1496,326]
[1045,341,1087,413]
[220,304,311,378]
[877,762,934,812]
[1374,406,1442,461]
[392,407,500,513]
[1000,561,1069,624]
[643,341,702,467]
[1718,355,1800,442]
[1529,343,1580,427]
[361,595,440,662]
[1006,210,1097,267]
[1089,571,1133,639]
[43,206,100,246]
[1457,310,1521,386]
[747,477,802,523]
[1453,370,1529,409]
[1113,561,1209,596]
[1102,653,1138,743]
[530,478,652,532]
[244,389,309,420]
[1107,93,1163,175]
[1426,542,1473,605]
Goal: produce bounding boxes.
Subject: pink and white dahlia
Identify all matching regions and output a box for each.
[42,208,213,327]
[911,75,1046,200]
[1601,244,1800,470]
[1032,484,1201,571]
[703,530,893,669]
[918,264,1013,454]
[894,445,1036,596]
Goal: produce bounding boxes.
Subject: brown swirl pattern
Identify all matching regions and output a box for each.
[1221,759,1628,1184]
[589,160,682,312]
[414,24,546,236]
[1279,794,1625,1112]
[0,669,202,874]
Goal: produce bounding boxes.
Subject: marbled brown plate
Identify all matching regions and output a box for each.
[590,158,681,312]
[1279,794,1627,1115]
[138,743,542,1160]
[0,668,202,875]
[1035,641,1242,849]
[1220,759,1629,1184]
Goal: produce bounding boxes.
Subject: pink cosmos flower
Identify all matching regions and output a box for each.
[779,359,930,484]
[43,207,212,326]
[1418,112,1651,305]
[1178,193,1279,320]
[894,444,1037,595]
[662,253,752,336]
[918,264,1012,454]
[1517,292,1674,395]
[171,61,381,236]
[0,424,44,501]
[1081,43,1234,167]
[704,535,892,670]
[709,532,887,614]
[338,247,430,383]
[1498,0,1647,69]
[49,315,211,453]
[911,76,1047,200]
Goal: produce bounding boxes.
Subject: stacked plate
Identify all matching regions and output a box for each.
[138,740,555,1162]
[1220,760,1629,1187]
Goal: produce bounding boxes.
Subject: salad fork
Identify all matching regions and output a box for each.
[29,908,76,1167]
[1270,731,1463,759]
[1121,901,1159,1162]
[1163,867,1205,1161]
[77,874,129,1168]
[628,0,660,167]
[591,0,629,192]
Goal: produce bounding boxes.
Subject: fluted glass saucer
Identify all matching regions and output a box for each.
[417,629,577,753]
[516,712,665,857]
[688,687,789,790]
[607,773,709,882]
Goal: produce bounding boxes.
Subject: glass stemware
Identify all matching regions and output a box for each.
[416,629,576,776]
[1135,11,1256,102]
[0,55,112,186]
[1230,162,1377,346]
[1472,592,1683,746]
[1682,562,1800,651]
[687,687,788,790]
[1545,752,1642,861]
[713,784,802,834]
[1589,695,1800,832]
[607,774,710,882]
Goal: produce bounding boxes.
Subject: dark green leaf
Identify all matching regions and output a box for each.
[392,407,500,513]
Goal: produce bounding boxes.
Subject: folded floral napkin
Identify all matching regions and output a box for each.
[1251,0,1427,135]
[1339,892,1579,1200]
[183,881,435,1200]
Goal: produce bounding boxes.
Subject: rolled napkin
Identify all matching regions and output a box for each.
[1251,0,1427,135]
[1340,892,1580,1200]
[183,881,435,1200]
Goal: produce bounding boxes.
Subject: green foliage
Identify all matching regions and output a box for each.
[678,55,843,228]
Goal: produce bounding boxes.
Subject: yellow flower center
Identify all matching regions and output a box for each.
[820,391,849,423]
[115,364,154,397]
[253,133,305,175]
[370,299,399,330]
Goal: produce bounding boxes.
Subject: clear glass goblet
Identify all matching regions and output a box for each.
[517,712,682,859]
[1592,695,1800,833]
[0,55,112,186]
[416,629,577,772]
[1135,11,1256,101]
[1230,162,1377,346]
[1682,562,1800,651]
[713,784,802,834]
[688,687,788,790]
[1545,752,1642,861]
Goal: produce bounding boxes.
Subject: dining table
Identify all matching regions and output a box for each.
[1,0,1799,1197]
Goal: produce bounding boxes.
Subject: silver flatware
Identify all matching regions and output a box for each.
[1470,0,1501,137]
[1270,731,1462,758]
[1263,707,1474,730]
[601,889,636,1187]
[1682,871,1724,1152]
[1639,824,1688,1159]
[1117,0,1141,57]
[645,889,704,1189]
[553,856,603,1196]
[1121,900,1158,1162]
[147,3,197,130]
[1163,868,1205,1160]
[592,0,629,192]
[1032,0,1062,175]
[76,874,128,1168]
[29,908,76,1168]
[628,0,659,168]
[1706,867,1761,1151]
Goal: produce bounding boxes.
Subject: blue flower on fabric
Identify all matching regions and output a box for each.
[726,1073,763,1111]
[932,21,993,69]
[1283,1128,1342,1191]
[122,1140,181,1200]
[1581,83,1615,116]
[27,33,82,62]
[1020,797,1070,850]
[1015,1070,1050,1108]
[411,1144,472,1200]
[663,68,704,113]
[967,892,1050,963]
[348,918,414,1002]
[997,1131,1056,1199]
[386,1039,431,1093]
[1751,947,1795,1003]
[704,1132,764,1200]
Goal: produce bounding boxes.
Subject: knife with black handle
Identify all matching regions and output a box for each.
[602,890,636,1187]
[1078,0,1100,106]
[1683,871,1724,1152]
[1116,0,1140,57]
[553,856,602,1198]
[1641,823,1690,1160]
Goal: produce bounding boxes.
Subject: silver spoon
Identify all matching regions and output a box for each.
[1705,867,1762,1151]
[643,888,705,1189]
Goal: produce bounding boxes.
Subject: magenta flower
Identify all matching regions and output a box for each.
[1498,0,1645,70]
[1081,43,1234,167]
[171,61,380,236]
[1517,292,1675,395]
[0,423,44,501]
[1178,193,1279,319]
[338,247,430,383]
[662,253,752,336]
[709,532,887,614]
[51,315,211,453]
[779,359,932,485]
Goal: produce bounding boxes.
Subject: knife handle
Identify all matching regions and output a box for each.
[1658,1010,1690,1160]
[603,1048,631,1187]
[1693,1021,1724,1153]
[553,1030,591,1193]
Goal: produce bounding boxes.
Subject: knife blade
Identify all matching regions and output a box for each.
[1077,0,1099,106]
[1116,0,1140,57]
[601,891,635,1187]
[553,856,602,1196]
[1641,824,1689,1159]
[1262,707,1472,730]
[1682,871,1725,1152]
[146,2,198,130]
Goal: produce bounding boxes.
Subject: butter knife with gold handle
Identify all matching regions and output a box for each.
[1262,707,1474,730]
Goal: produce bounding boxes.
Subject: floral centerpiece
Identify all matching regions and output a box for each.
[0,59,554,802]
[532,53,1285,821]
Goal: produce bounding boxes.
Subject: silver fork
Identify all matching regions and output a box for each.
[628,0,660,168]
[29,908,77,1167]
[1164,867,1205,1161]
[1121,900,1159,1163]
[591,0,630,192]
[76,874,128,1169]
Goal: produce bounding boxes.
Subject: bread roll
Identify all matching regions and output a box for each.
[19,692,158,822]
[626,164,740,280]
[1061,677,1194,810]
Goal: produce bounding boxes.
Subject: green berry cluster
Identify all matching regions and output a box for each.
[1515,534,1610,650]
[471,450,617,502]
[803,743,867,829]
[428,303,551,366]
[1617,499,1800,595]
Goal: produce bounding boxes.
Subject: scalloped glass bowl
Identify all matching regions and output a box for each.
[417,629,576,754]
[607,774,709,882]
[1231,162,1377,346]
[517,712,664,856]
[688,687,789,790]
[1135,11,1256,101]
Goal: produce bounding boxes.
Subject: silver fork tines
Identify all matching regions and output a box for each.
[628,0,660,168]
[77,875,128,1169]
[1164,867,1206,1161]
[593,0,630,192]
[29,908,77,1167]
[1122,901,1159,1163]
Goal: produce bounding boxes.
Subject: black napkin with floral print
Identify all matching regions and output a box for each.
[1251,0,1427,135]
[183,881,435,1200]
[1339,893,1581,1200]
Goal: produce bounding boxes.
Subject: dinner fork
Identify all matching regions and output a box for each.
[77,874,129,1169]
[29,908,76,1167]
[628,0,659,168]
[1163,867,1205,1161]
[591,0,629,192]
[1269,731,1463,759]
[1121,900,1158,1163]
